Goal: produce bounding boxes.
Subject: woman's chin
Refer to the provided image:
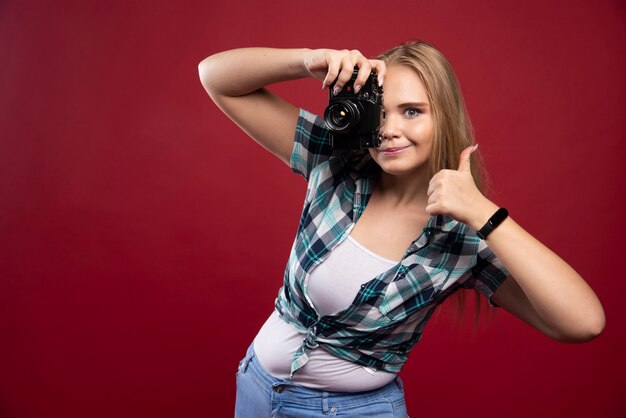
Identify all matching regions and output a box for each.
[375,161,429,178]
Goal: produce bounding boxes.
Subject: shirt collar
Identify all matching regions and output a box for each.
[427,214,458,232]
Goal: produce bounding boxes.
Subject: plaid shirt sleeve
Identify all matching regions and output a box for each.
[289,109,335,181]
[465,239,511,306]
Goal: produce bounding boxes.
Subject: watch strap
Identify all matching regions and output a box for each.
[477,208,509,239]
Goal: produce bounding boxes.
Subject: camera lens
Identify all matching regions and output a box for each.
[324,101,360,133]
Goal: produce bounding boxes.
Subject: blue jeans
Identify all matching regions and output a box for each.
[234,344,409,417]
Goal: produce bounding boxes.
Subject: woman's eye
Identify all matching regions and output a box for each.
[404,108,422,117]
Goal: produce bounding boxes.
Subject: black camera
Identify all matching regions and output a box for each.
[323,69,384,149]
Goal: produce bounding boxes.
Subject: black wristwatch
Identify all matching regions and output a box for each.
[476,208,509,240]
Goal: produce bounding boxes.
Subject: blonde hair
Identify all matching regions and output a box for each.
[378,40,491,324]
[378,40,485,191]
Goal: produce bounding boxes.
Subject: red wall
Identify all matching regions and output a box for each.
[1,1,624,417]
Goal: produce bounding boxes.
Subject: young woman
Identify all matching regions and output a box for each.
[198,41,605,417]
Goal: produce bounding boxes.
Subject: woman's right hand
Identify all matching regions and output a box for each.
[198,47,386,167]
[303,49,386,94]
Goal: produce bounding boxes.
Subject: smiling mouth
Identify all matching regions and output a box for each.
[379,146,409,155]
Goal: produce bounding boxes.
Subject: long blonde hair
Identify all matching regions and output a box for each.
[378,40,491,325]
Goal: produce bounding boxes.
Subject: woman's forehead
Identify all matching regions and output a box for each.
[383,65,430,105]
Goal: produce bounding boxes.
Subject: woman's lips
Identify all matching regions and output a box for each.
[379,146,409,156]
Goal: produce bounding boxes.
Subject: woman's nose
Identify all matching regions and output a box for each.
[379,114,401,141]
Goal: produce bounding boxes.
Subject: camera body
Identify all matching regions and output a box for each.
[323,69,384,149]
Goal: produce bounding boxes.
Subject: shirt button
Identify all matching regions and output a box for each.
[330,406,337,412]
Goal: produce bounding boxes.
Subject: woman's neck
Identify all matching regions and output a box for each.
[375,167,431,209]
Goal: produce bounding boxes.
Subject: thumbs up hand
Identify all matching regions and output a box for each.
[426,144,499,229]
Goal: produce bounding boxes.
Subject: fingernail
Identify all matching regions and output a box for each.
[378,75,384,86]
[333,86,341,96]
[354,85,361,94]
[322,82,327,90]
[473,144,479,151]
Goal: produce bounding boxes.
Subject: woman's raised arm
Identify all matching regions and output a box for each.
[198,48,386,165]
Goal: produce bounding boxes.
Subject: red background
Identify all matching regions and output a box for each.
[1,1,625,417]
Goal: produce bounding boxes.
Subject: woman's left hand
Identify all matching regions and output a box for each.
[428,145,605,342]
[425,144,499,229]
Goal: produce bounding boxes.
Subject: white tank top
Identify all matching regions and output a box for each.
[253,235,398,392]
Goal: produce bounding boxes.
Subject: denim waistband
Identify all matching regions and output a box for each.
[238,343,405,406]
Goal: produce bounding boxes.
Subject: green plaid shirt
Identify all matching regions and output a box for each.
[275,109,510,376]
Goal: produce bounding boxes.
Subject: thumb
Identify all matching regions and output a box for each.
[458,144,478,172]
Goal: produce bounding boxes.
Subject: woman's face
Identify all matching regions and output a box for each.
[369,64,435,178]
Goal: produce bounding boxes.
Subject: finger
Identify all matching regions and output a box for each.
[427,190,438,205]
[458,144,478,172]
[333,59,358,95]
[369,59,387,86]
[427,170,447,196]
[425,202,441,216]
[353,61,372,93]
[427,179,435,197]
[426,175,443,196]
[322,58,341,90]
